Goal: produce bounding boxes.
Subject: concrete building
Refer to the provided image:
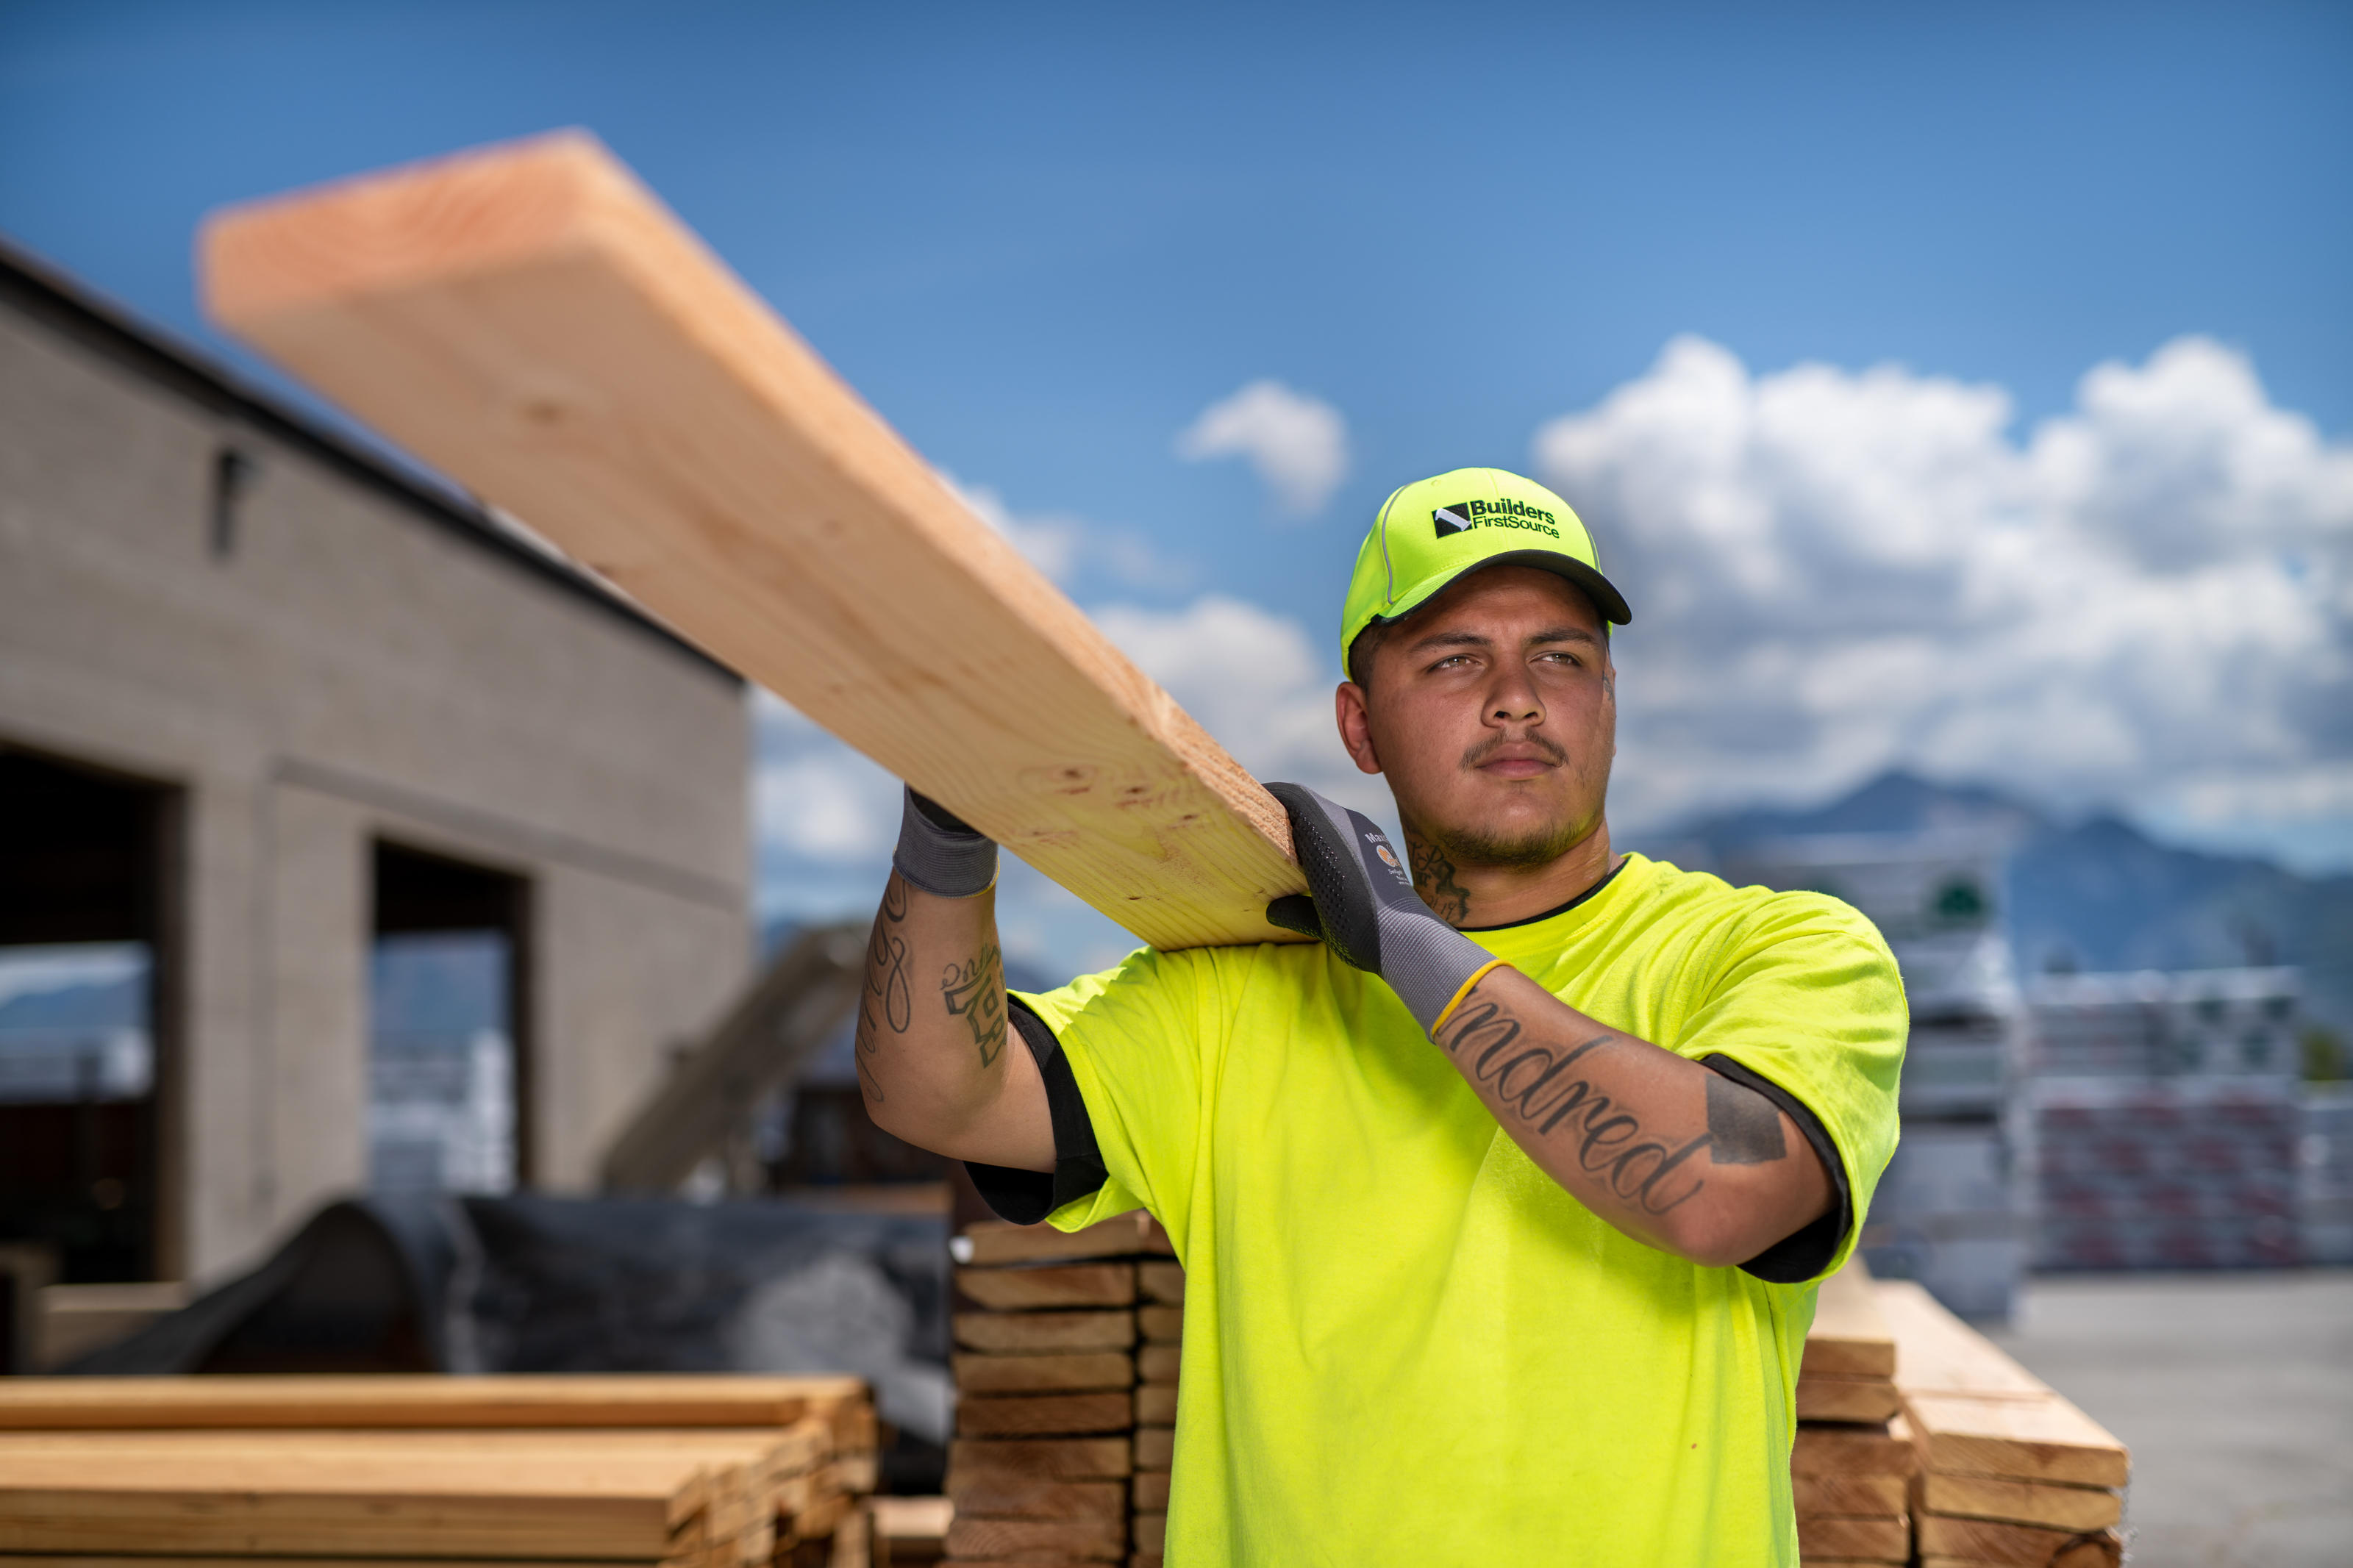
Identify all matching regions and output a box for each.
[0,240,751,1288]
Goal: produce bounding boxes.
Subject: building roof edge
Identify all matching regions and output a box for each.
[0,232,740,687]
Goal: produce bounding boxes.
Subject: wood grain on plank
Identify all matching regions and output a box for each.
[954,1311,1135,1355]
[943,1475,1123,1521]
[1918,1471,2122,1532]
[1876,1281,2051,1402]
[942,1514,1124,1561]
[957,1263,1136,1311]
[1802,1259,1896,1380]
[946,1437,1130,1482]
[1918,1514,2122,1567]
[1136,1345,1182,1384]
[1791,1417,1917,1478]
[1796,1375,1904,1423]
[1137,1261,1185,1306]
[1132,1471,1171,1512]
[1791,1473,1908,1518]
[959,1218,1158,1269]
[1903,1395,2129,1490]
[1137,1305,1184,1344]
[1134,1427,1175,1470]
[199,132,1304,951]
[0,1373,865,1431]
[1132,1384,1179,1426]
[957,1392,1132,1439]
[952,1352,1135,1394]
[1793,1515,1909,1561]
[1133,1511,1167,1554]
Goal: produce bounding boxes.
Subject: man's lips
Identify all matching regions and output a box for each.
[1463,737,1568,779]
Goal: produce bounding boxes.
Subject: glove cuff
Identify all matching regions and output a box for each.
[892,787,997,898]
[1379,912,1503,1035]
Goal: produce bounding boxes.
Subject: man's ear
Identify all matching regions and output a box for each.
[1335,682,1383,776]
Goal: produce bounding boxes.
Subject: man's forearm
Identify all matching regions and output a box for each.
[1432,967,1830,1268]
[857,872,1050,1170]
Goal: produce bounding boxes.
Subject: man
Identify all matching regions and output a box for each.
[860,468,1905,1564]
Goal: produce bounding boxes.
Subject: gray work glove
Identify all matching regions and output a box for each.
[892,787,997,898]
[1263,782,1504,1034]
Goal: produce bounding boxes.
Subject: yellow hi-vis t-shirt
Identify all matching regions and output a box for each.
[1013,853,1906,1567]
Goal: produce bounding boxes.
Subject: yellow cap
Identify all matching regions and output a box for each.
[1341,468,1629,679]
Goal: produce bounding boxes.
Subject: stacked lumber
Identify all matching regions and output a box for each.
[1879,1281,2129,1568]
[1793,1259,1913,1567]
[1129,1253,1182,1568]
[945,1214,1173,1568]
[0,1374,876,1567]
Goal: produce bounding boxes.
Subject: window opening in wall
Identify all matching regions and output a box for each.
[209,446,256,561]
[0,748,177,1283]
[369,843,529,1195]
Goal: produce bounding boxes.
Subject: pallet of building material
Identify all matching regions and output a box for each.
[1877,1279,2127,1566]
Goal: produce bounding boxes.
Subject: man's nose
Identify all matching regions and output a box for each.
[1486,669,1543,724]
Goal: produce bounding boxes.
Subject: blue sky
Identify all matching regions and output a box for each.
[5,1,2349,962]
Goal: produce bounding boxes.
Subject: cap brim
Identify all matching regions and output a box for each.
[1374,548,1632,633]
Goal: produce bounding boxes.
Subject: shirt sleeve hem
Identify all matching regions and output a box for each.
[1700,1052,1854,1284]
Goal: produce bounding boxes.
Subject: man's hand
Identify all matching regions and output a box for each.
[1265,781,1502,1033]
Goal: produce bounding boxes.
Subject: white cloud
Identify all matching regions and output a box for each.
[1532,334,2353,838]
[1176,380,1350,517]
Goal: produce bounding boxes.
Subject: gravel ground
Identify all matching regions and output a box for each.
[1986,1270,2353,1568]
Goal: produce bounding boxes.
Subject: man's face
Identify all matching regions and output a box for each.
[1338,566,1615,867]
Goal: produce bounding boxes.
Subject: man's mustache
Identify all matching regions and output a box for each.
[1461,733,1569,770]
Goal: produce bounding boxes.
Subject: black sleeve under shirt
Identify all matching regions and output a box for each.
[963,995,1108,1226]
[965,1005,1852,1284]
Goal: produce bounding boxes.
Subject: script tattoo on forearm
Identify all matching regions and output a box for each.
[854,878,913,1103]
[1407,834,1473,926]
[1705,1073,1788,1164]
[941,942,1009,1068]
[1438,997,1710,1215]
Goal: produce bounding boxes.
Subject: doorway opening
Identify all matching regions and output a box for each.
[369,843,530,1195]
[0,746,181,1283]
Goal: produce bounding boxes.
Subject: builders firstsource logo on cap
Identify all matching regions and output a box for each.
[1431,498,1563,540]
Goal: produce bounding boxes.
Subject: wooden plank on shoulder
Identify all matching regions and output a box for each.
[199,132,1304,951]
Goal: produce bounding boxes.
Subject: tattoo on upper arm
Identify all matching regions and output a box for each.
[1437,998,1710,1216]
[854,877,913,1103]
[941,942,1008,1068]
[1407,834,1473,926]
[1705,1074,1788,1165]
